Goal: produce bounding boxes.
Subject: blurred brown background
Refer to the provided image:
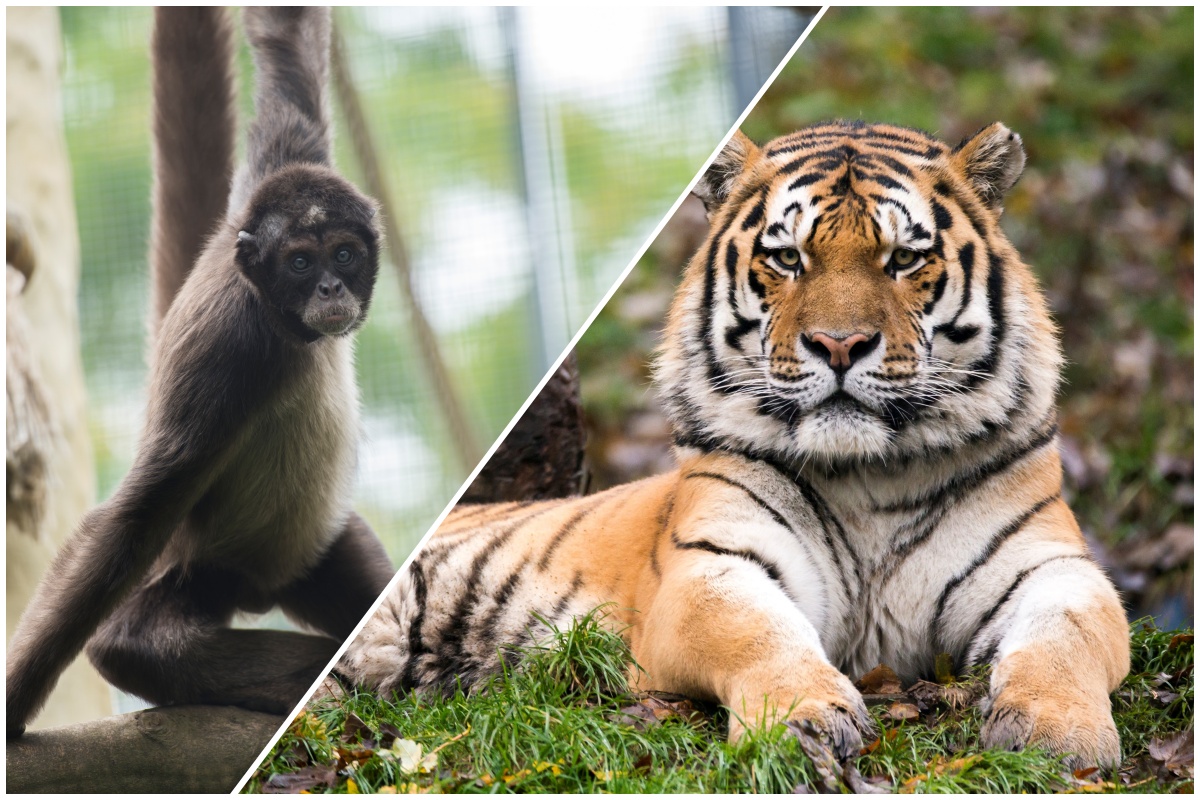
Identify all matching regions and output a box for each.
[574,7,1193,626]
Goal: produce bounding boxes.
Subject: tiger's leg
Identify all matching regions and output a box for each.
[632,555,871,759]
[968,556,1128,769]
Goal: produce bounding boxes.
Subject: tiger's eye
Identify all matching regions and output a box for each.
[335,247,354,265]
[892,249,916,267]
[777,248,801,268]
[291,255,310,272]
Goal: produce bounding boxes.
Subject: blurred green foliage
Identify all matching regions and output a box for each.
[580,7,1193,623]
[57,8,731,560]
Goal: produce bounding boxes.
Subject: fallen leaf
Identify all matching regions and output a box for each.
[612,693,705,730]
[859,729,900,756]
[1169,634,1194,651]
[261,766,337,794]
[378,739,439,774]
[901,754,981,792]
[335,746,376,770]
[907,679,983,713]
[855,664,902,695]
[1148,729,1194,778]
[288,711,329,742]
[379,722,402,749]
[934,653,956,685]
[341,713,374,744]
[884,702,920,722]
[346,777,360,793]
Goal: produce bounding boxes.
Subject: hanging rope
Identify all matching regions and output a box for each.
[330,24,484,472]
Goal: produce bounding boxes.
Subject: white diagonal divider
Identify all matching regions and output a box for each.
[233,7,829,791]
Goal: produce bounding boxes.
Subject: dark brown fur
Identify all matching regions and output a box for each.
[6,7,393,738]
[149,6,237,337]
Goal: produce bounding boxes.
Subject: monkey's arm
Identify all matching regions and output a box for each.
[5,287,279,736]
[229,6,332,217]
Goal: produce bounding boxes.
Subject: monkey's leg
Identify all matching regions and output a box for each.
[276,512,395,640]
[86,567,339,715]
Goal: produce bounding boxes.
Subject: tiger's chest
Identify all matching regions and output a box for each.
[796,469,1029,684]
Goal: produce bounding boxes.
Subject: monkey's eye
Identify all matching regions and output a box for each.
[770,247,803,271]
[886,248,925,277]
[291,255,311,273]
[334,247,354,266]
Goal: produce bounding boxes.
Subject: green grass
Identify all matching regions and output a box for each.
[247,613,1193,794]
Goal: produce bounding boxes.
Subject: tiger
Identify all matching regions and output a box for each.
[342,120,1130,769]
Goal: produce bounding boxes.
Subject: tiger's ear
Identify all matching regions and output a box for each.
[692,130,760,217]
[951,123,1026,211]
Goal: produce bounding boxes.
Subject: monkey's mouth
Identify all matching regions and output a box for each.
[304,302,361,336]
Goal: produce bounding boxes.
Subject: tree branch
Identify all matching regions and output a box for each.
[6,705,284,793]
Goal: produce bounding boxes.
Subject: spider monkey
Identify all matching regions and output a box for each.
[6,7,394,738]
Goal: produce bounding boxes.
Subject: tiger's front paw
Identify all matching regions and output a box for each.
[729,668,875,761]
[981,688,1121,770]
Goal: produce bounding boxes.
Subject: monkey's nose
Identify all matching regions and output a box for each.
[317,278,346,299]
[801,331,880,373]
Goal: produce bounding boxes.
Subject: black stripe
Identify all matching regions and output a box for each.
[443,499,534,529]
[700,217,738,393]
[923,269,949,314]
[931,199,953,230]
[960,249,1007,388]
[399,560,429,688]
[650,490,676,579]
[671,531,783,583]
[677,443,856,604]
[537,491,615,571]
[788,171,825,190]
[546,570,585,619]
[791,473,861,602]
[685,471,792,532]
[932,494,1059,642]
[964,554,1092,667]
[434,507,556,675]
[877,424,1057,514]
[740,190,768,231]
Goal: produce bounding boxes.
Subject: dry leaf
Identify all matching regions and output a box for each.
[934,653,956,685]
[855,664,902,695]
[261,765,337,794]
[379,739,439,774]
[335,746,376,770]
[613,692,705,730]
[1148,729,1194,778]
[885,702,920,722]
[341,713,374,744]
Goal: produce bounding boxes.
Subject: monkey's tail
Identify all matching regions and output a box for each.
[148,7,237,341]
[230,6,333,214]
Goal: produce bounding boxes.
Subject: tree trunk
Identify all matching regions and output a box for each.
[462,352,587,503]
[6,6,112,729]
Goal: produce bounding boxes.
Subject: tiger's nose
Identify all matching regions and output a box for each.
[802,331,881,373]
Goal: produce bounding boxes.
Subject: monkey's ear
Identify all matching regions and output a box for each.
[951,123,1026,211]
[692,130,760,218]
[236,230,261,269]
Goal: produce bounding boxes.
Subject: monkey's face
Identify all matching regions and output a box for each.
[236,166,381,342]
[284,234,373,336]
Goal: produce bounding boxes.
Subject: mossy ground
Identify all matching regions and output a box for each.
[247,613,1192,794]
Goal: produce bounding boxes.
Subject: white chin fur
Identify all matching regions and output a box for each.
[791,405,893,462]
[304,308,360,336]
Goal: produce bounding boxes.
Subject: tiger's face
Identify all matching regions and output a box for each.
[659,120,1061,466]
